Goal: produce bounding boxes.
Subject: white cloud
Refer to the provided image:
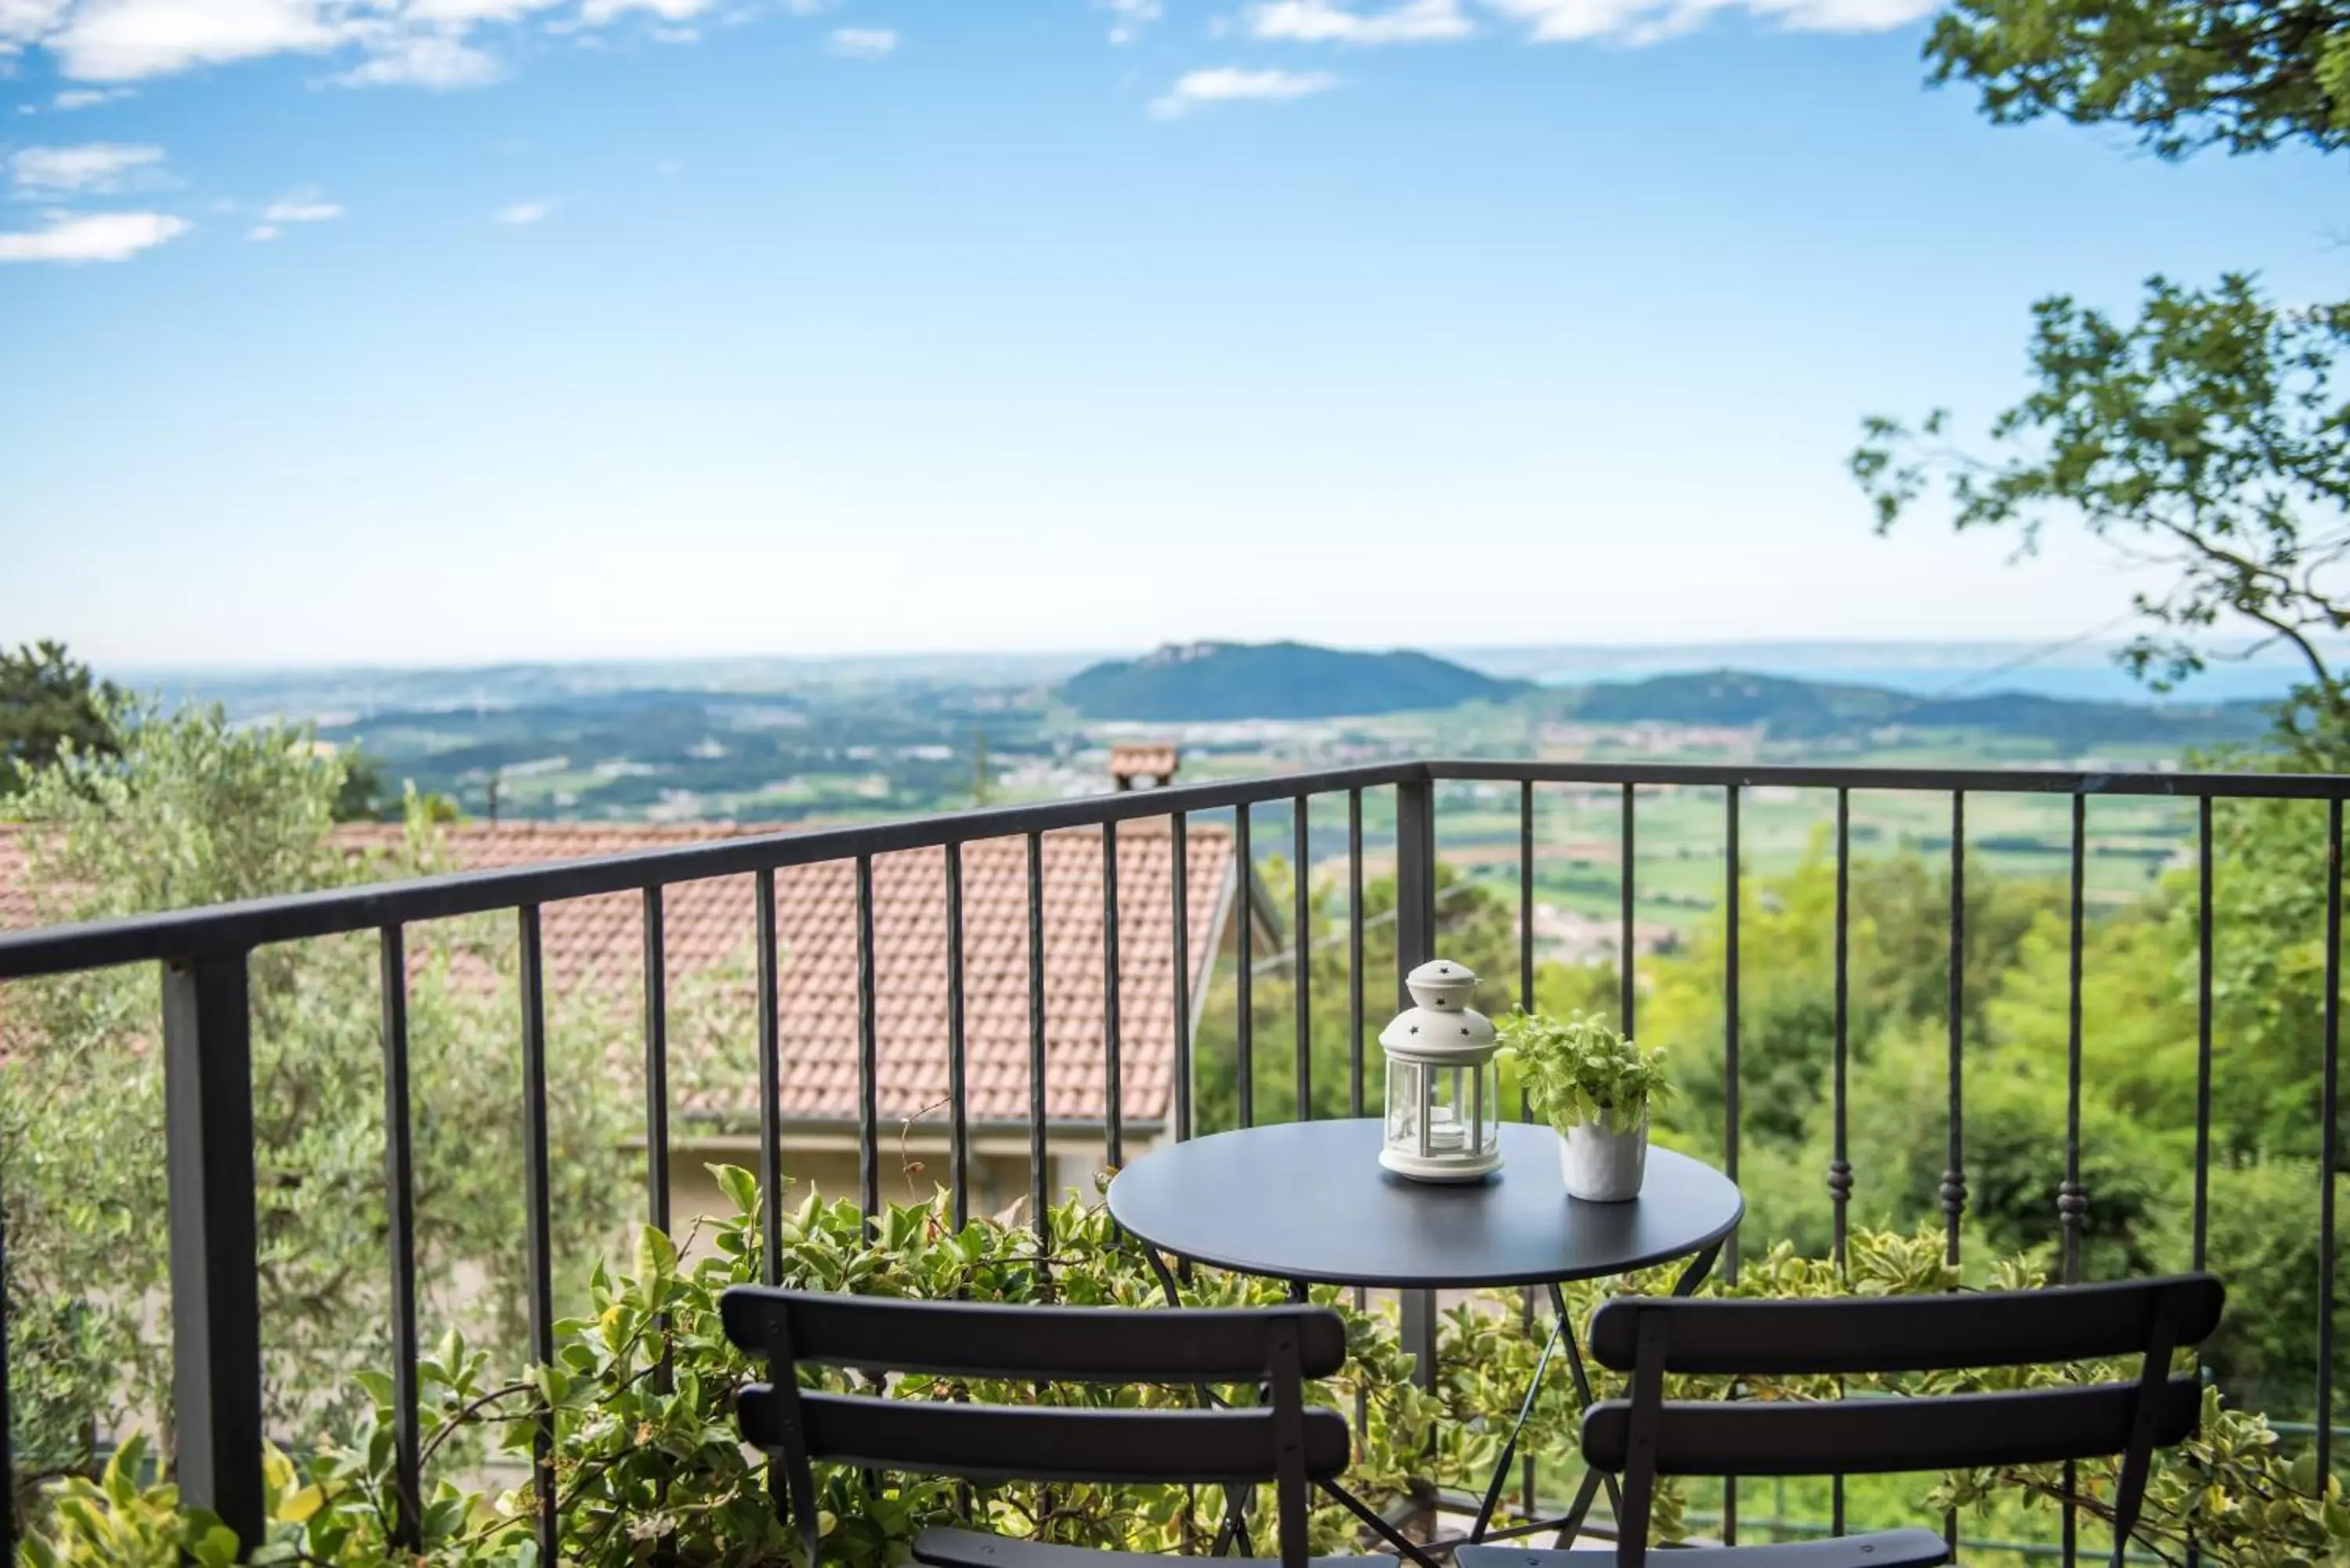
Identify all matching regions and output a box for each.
[9,139,161,192]
[1248,0,1470,43]
[331,32,501,86]
[0,207,183,260]
[45,0,341,81]
[1483,0,1932,44]
[495,197,552,222]
[0,0,71,51]
[579,0,707,21]
[261,192,341,222]
[51,83,132,106]
[1150,66,1338,117]
[1097,0,1159,45]
[247,222,277,238]
[826,24,891,56]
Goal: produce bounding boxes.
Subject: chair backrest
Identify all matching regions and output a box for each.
[721,1289,1354,1568]
[1580,1275,2223,1568]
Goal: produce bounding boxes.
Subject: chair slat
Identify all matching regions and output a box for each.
[738,1389,1354,1485]
[722,1290,1347,1382]
[1581,1379,2202,1477]
[1586,1276,2222,1375]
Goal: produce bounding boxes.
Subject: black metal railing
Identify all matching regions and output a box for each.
[3,757,2348,1563]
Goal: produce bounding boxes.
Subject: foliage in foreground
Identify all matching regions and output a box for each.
[1,706,631,1496]
[19,1176,2348,1568]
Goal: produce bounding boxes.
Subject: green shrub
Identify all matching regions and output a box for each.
[19,1187,2348,1568]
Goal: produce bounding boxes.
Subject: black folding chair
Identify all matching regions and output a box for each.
[722,1288,1396,1568]
[1455,1274,2223,1568]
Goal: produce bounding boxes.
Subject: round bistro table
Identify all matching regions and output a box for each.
[1105,1119,1744,1560]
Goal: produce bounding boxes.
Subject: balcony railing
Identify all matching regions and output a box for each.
[2,757,2346,1563]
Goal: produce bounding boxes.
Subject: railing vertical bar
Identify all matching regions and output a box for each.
[1943,791,1965,1563]
[1293,795,1312,1122]
[0,1149,11,1563]
[516,905,558,1560]
[1028,829,1050,1247]
[1347,785,1369,1441]
[160,950,264,1555]
[1520,779,1535,1020]
[945,841,971,1228]
[2321,797,2342,1488]
[2193,796,2214,1274]
[1237,804,1255,1128]
[1348,789,1365,1121]
[1722,786,1741,1550]
[1830,788,1851,1271]
[642,887,670,1236]
[1620,782,1636,1038]
[1830,788,1849,1541]
[856,852,880,1221]
[1393,776,1438,1393]
[756,868,783,1284]
[2186,795,2216,1568]
[1724,784,1741,1287]
[1173,812,1193,1143]
[2062,795,2088,1284]
[378,925,421,1550]
[1104,818,1125,1169]
[1943,790,1967,1266]
[2062,793,2088,1568]
[1518,782,1538,1518]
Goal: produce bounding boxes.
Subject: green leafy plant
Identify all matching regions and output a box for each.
[1499,1010,1673,1134]
[20,1203,2349,1568]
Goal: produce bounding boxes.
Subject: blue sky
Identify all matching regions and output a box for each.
[0,0,2337,668]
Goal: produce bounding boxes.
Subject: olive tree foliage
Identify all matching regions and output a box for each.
[1854,2,2350,759]
[1,706,630,1501]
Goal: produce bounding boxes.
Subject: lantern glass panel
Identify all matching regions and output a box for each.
[1384,1057,1423,1150]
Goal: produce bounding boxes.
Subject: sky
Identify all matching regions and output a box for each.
[0,0,2340,669]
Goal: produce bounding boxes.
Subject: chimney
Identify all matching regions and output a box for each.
[1108,742,1180,793]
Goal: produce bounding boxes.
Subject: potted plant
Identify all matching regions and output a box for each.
[1497,1011,1672,1201]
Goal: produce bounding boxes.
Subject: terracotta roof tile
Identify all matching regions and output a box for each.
[1109,744,1180,782]
[1,818,1235,1129]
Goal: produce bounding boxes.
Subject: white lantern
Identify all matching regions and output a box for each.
[1378,957,1502,1182]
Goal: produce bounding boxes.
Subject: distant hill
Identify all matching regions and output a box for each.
[1554,669,2274,746]
[1060,641,1528,721]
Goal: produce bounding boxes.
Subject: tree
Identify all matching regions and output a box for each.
[1922,0,2350,160]
[1854,2,2350,758]
[0,640,121,794]
[1854,282,2350,755]
[332,751,389,822]
[2,707,628,1507]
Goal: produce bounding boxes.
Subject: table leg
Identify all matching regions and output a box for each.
[1671,1242,1722,1298]
[1142,1245,1258,1552]
[1545,1244,1724,1549]
[1468,1310,1565,1541]
[1317,1479,1448,1568]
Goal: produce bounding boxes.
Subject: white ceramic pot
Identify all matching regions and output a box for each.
[1560,1112,1648,1201]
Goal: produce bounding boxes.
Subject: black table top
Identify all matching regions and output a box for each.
[1105,1119,1744,1291]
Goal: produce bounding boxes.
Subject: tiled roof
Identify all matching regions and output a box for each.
[1109,744,1180,782]
[0,818,1245,1129]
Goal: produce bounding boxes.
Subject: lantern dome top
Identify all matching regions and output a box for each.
[1379,999,1497,1057]
[1405,958,1477,1013]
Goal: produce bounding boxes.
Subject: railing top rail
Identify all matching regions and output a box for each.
[1429,759,2350,797]
[0,761,1420,980]
[3,757,2346,981]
